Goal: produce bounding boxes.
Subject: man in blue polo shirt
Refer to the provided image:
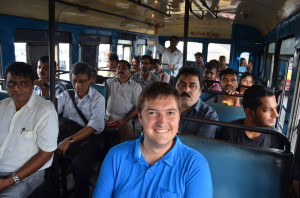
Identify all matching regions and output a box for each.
[93,82,212,198]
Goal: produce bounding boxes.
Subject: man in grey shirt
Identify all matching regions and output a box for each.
[106,60,142,141]
[175,67,219,139]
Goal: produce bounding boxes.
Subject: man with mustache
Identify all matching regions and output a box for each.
[175,67,219,139]
[34,56,66,97]
[132,55,159,89]
[203,62,222,91]
[208,68,240,106]
[218,85,283,149]
[106,60,142,141]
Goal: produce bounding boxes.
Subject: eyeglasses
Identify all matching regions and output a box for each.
[177,82,198,91]
[140,62,150,65]
[7,81,30,89]
[72,79,89,84]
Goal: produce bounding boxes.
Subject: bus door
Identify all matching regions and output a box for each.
[273,37,295,134]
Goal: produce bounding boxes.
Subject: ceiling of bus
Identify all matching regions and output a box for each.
[0,0,299,39]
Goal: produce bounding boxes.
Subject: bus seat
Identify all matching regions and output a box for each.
[206,102,246,122]
[90,84,107,99]
[179,134,293,198]
[162,69,172,75]
[200,92,216,102]
[0,90,9,101]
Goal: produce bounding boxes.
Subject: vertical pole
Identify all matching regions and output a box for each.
[182,0,190,67]
[49,0,56,106]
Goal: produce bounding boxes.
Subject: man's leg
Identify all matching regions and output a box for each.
[0,170,45,198]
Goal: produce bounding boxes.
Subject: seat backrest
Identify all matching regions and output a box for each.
[90,84,107,99]
[0,90,9,101]
[179,134,293,198]
[206,102,246,122]
[200,92,216,101]
[162,69,172,75]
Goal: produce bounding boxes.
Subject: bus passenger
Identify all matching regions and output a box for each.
[151,58,170,83]
[218,55,229,71]
[238,72,254,95]
[0,62,58,197]
[175,67,219,138]
[239,57,247,73]
[90,67,106,84]
[246,60,253,73]
[105,60,142,141]
[218,85,283,149]
[132,55,159,89]
[34,56,66,97]
[203,62,222,91]
[57,62,105,198]
[105,52,119,77]
[131,55,141,72]
[208,68,241,107]
[93,82,213,198]
[190,52,205,84]
[154,26,183,85]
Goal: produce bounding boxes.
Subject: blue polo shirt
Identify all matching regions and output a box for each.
[93,135,212,198]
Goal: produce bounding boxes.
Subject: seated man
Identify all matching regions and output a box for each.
[151,58,170,83]
[208,68,241,107]
[132,55,159,88]
[104,52,119,77]
[106,60,142,141]
[190,52,205,83]
[203,61,222,91]
[218,85,283,149]
[34,56,66,97]
[218,55,229,71]
[93,82,213,197]
[57,62,105,198]
[90,67,106,84]
[0,62,58,197]
[175,67,219,139]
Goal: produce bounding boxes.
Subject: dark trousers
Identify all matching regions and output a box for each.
[63,135,102,198]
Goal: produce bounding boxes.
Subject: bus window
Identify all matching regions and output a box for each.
[265,42,275,86]
[117,39,132,62]
[14,43,27,62]
[207,43,231,63]
[187,42,203,61]
[136,44,146,56]
[98,44,110,68]
[58,43,70,80]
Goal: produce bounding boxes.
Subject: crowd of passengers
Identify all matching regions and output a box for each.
[0,34,284,198]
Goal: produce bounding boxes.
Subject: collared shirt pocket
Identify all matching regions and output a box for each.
[9,130,34,153]
[155,188,178,198]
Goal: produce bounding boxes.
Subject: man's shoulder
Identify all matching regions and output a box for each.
[108,139,136,158]
[197,100,218,120]
[150,72,159,80]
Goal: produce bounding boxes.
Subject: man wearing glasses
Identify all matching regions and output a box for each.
[0,62,58,197]
[175,67,219,139]
[132,55,159,89]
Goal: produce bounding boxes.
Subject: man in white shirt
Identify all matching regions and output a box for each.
[0,62,58,197]
[106,60,142,141]
[154,26,183,84]
[57,62,105,198]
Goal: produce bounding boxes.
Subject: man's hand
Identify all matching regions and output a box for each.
[34,79,49,97]
[168,64,174,69]
[57,139,71,156]
[106,119,125,128]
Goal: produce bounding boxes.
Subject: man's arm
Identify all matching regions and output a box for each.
[173,52,183,71]
[154,26,165,53]
[107,107,138,128]
[0,149,53,191]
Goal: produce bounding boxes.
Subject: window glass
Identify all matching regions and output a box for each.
[98,44,110,68]
[136,44,146,56]
[118,39,132,45]
[164,41,202,61]
[207,43,231,63]
[58,43,70,80]
[268,42,275,53]
[14,43,27,62]
[280,37,295,55]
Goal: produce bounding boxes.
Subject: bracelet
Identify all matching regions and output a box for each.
[12,173,20,184]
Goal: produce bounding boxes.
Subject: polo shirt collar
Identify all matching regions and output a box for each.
[138,71,151,81]
[132,134,182,167]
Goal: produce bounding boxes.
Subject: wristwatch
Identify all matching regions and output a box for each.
[68,137,74,143]
[12,173,20,184]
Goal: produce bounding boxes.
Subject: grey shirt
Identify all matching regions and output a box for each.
[179,99,219,139]
[106,78,142,120]
[132,71,159,89]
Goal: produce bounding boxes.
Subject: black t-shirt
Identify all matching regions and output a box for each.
[217,119,283,149]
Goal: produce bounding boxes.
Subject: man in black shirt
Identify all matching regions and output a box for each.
[218,85,283,149]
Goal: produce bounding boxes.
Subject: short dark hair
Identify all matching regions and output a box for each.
[140,55,153,64]
[90,67,97,77]
[107,52,119,62]
[132,56,141,65]
[240,58,246,62]
[118,60,131,69]
[137,81,180,113]
[208,59,219,68]
[243,85,275,110]
[72,62,91,78]
[152,59,160,65]
[175,67,201,85]
[219,55,226,60]
[39,56,49,63]
[205,61,218,71]
[5,62,35,82]
[219,68,238,80]
[240,72,254,83]
[194,52,203,57]
[170,35,179,42]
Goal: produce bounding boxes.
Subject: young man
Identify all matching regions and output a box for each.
[218,55,228,71]
[218,85,283,149]
[151,58,170,83]
[132,55,159,88]
[106,60,142,141]
[0,62,58,197]
[208,68,240,107]
[93,82,212,198]
[175,67,219,138]
[105,52,119,77]
[203,62,222,91]
[239,57,247,73]
[34,56,66,97]
[57,62,105,198]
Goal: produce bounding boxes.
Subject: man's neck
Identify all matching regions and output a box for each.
[142,71,149,80]
[118,76,130,84]
[243,118,262,139]
[169,47,176,53]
